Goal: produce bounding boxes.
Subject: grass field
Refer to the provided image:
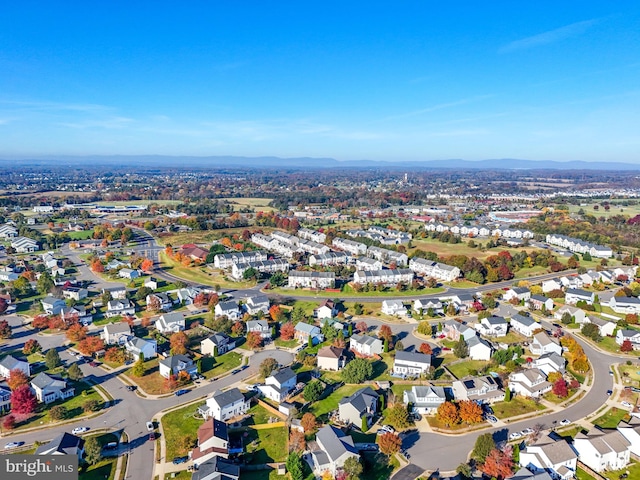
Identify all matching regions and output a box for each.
[409,237,536,261]
[243,426,288,464]
[592,407,629,428]
[123,358,174,395]
[220,197,275,212]
[159,252,256,289]
[567,202,640,219]
[200,351,243,380]
[310,384,364,419]
[446,360,491,379]
[492,397,546,419]
[161,403,203,459]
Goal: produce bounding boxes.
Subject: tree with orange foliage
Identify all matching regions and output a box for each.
[170,331,189,355]
[481,448,514,479]
[459,400,484,424]
[280,322,295,340]
[356,321,368,333]
[140,258,154,272]
[7,369,29,391]
[66,323,88,342]
[269,305,284,322]
[419,343,433,355]
[181,256,192,267]
[105,347,125,364]
[301,412,317,432]
[177,370,192,385]
[122,315,135,327]
[193,293,208,306]
[378,432,402,456]
[231,322,245,337]
[91,258,104,273]
[165,246,173,256]
[378,325,393,342]
[77,336,105,356]
[289,430,306,453]
[31,315,50,330]
[436,401,460,427]
[246,331,263,349]
[164,374,178,391]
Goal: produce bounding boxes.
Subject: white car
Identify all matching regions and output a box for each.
[621,401,634,409]
[4,441,24,450]
[71,427,89,435]
[377,425,396,435]
[559,419,571,426]
[521,428,534,435]
[509,432,522,440]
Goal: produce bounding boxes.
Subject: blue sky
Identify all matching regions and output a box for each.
[1,1,639,163]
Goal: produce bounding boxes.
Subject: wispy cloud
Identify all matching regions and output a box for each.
[382,95,494,121]
[499,19,598,53]
[0,99,111,113]
[57,116,134,130]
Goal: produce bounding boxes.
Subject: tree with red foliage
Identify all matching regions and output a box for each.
[2,414,16,430]
[231,321,245,337]
[552,378,569,398]
[23,339,41,355]
[31,315,50,330]
[356,321,368,333]
[482,448,514,479]
[280,322,295,340]
[269,305,284,322]
[91,258,104,273]
[625,314,638,325]
[378,325,393,342]
[164,374,178,391]
[140,258,154,272]
[419,343,433,355]
[246,331,263,349]
[0,319,11,339]
[208,293,219,309]
[77,336,105,356]
[7,369,29,391]
[378,432,402,456]
[0,298,7,315]
[11,385,37,414]
[621,339,634,352]
[497,264,514,281]
[66,323,88,342]
[193,293,208,307]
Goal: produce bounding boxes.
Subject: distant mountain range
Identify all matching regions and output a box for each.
[0,155,638,170]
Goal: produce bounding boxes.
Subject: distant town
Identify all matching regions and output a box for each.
[2,165,640,480]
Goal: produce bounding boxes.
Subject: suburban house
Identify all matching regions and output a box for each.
[315,299,338,319]
[244,294,270,316]
[508,368,552,398]
[35,432,85,456]
[146,293,173,311]
[214,301,241,321]
[503,287,532,302]
[198,388,250,421]
[61,286,88,301]
[573,429,631,473]
[102,322,132,345]
[349,334,384,357]
[258,367,297,403]
[530,332,562,356]
[532,352,566,375]
[408,258,461,282]
[332,238,367,256]
[0,355,30,378]
[294,322,324,345]
[541,279,563,293]
[338,387,379,429]
[475,316,508,337]
[317,346,347,371]
[155,312,185,334]
[103,286,127,300]
[353,269,414,286]
[381,300,408,316]
[616,329,640,349]
[12,236,39,253]
[528,295,555,311]
[144,277,159,290]
[246,319,272,340]
[180,244,209,262]
[214,251,268,269]
[287,271,335,289]
[584,316,616,337]
[41,295,66,315]
[554,305,587,325]
[158,354,197,379]
[118,268,140,280]
[443,321,477,342]
[0,268,18,282]
[452,376,504,403]
[191,456,240,480]
[0,383,10,413]
[124,336,157,360]
[617,418,640,457]
[177,287,200,305]
[510,314,538,337]
[61,305,92,325]
[403,385,446,414]
[467,336,493,361]
[393,351,431,377]
[356,257,383,271]
[190,418,229,466]
[311,425,360,476]
[565,288,595,306]
[105,299,135,317]
[30,372,75,403]
[610,297,640,315]
[413,298,443,315]
[519,434,578,480]
[309,252,350,267]
[201,333,236,357]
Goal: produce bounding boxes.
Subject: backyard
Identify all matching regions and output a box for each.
[592,407,629,429]
[309,384,364,420]
[161,402,204,460]
[240,426,288,464]
[446,359,491,380]
[122,358,175,395]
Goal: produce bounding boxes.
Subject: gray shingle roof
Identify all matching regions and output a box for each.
[210,388,245,408]
[315,425,358,462]
[395,350,431,365]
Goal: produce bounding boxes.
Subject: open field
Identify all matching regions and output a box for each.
[567,202,640,219]
[409,237,536,260]
[94,200,182,206]
[220,197,275,212]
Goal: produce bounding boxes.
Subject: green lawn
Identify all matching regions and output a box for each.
[603,459,640,480]
[164,472,191,480]
[446,360,491,379]
[200,351,243,379]
[245,403,277,426]
[361,452,396,480]
[493,397,546,419]
[576,467,597,480]
[274,338,299,348]
[493,331,527,344]
[68,230,95,240]
[123,358,174,395]
[79,457,118,480]
[239,470,287,480]
[593,407,630,429]
[161,403,204,460]
[310,384,364,419]
[341,284,445,297]
[243,427,288,464]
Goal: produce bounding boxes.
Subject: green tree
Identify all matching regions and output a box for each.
[36,271,54,294]
[49,405,68,421]
[453,337,469,359]
[286,452,304,480]
[343,457,363,480]
[395,340,404,351]
[561,312,573,325]
[385,404,409,430]
[45,348,62,370]
[472,433,496,461]
[303,381,323,402]
[342,358,373,384]
[131,357,145,377]
[581,323,601,342]
[456,463,472,480]
[84,437,102,465]
[504,386,512,402]
[260,358,278,379]
[68,363,83,381]
[13,276,33,297]
[354,303,364,315]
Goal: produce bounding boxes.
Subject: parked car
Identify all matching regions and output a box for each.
[126,385,137,392]
[71,427,89,435]
[509,432,522,440]
[4,441,25,450]
[377,425,395,435]
[146,421,155,432]
[621,401,633,408]
[486,415,498,424]
[522,428,534,435]
[89,361,99,367]
[175,389,189,396]
[607,390,613,396]
[559,419,571,426]
[173,456,188,464]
